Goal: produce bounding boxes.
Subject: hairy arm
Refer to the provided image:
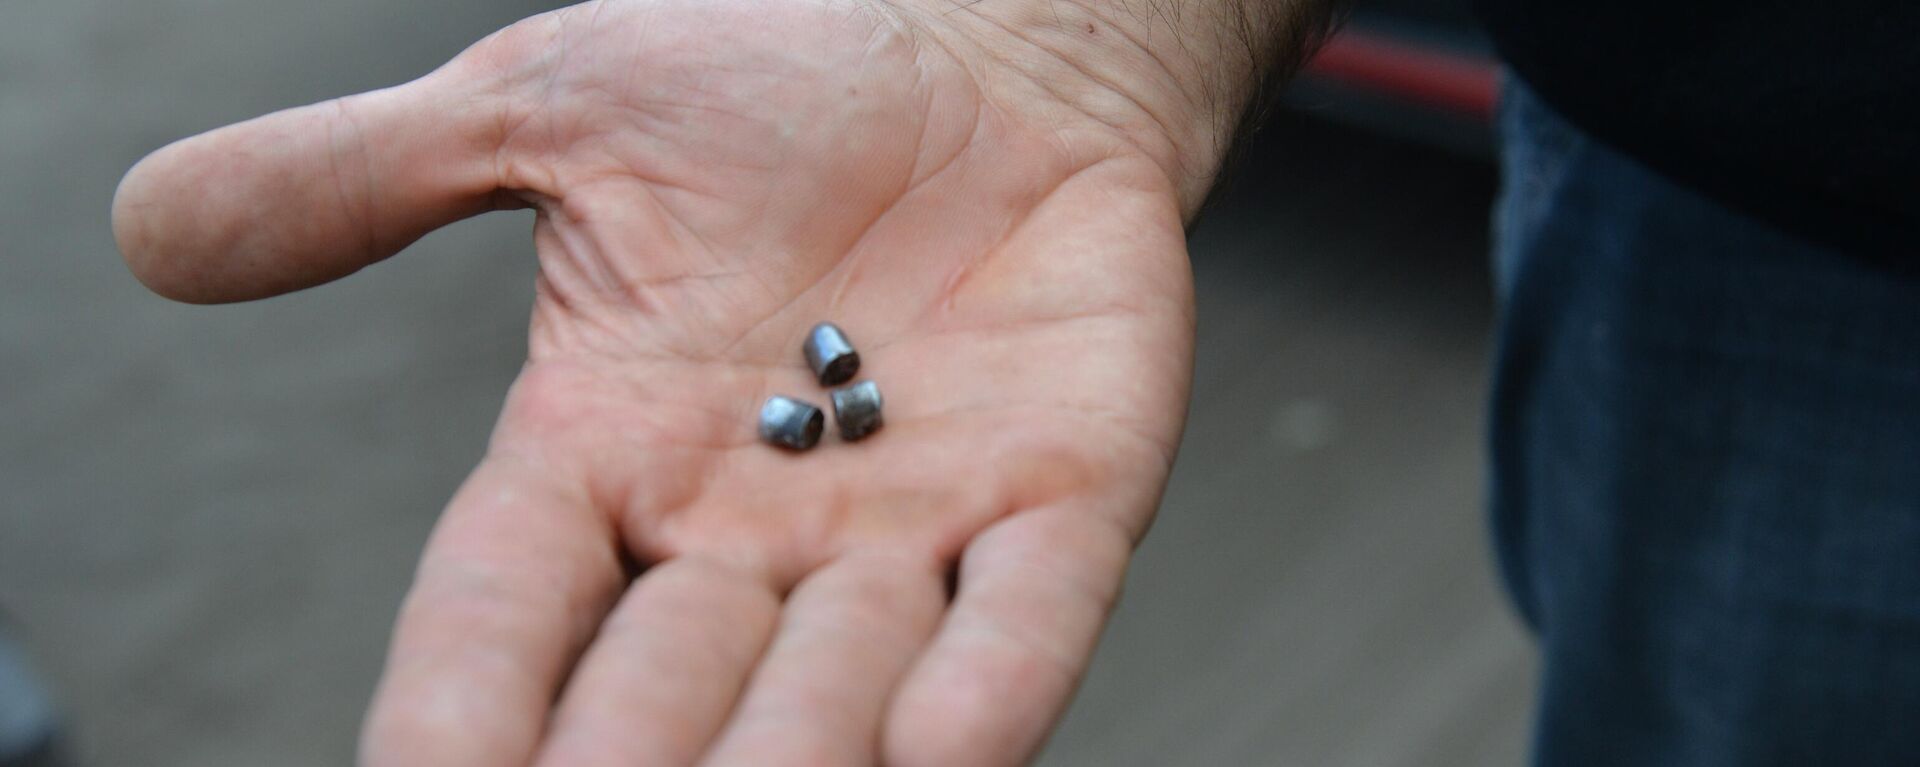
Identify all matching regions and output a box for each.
[893,0,1339,211]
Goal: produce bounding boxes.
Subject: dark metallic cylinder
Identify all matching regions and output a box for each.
[803,322,860,386]
[758,395,825,450]
[830,380,884,441]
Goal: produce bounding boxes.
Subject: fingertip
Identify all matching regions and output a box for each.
[113,144,181,300]
[112,140,241,304]
[110,125,365,304]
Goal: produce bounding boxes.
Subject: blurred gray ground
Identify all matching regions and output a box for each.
[0,1,1533,765]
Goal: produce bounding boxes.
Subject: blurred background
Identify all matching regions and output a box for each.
[0,0,1532,764]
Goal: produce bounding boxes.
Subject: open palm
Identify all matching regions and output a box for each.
[114,0,1198,764]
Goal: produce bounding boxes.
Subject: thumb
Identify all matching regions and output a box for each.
[112,63,512,304]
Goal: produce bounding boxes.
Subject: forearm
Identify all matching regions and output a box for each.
[886,0,1339,211]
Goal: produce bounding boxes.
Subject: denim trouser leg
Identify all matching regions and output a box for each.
[1489,78,1920,766]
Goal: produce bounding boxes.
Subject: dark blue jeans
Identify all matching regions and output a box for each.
[1490,79,1920,766]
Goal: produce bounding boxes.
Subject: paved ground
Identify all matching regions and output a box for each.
[0,2,1533,764]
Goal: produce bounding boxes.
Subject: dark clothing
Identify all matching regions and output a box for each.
[1475,0,1920,259]
[0,623,62,767]
[1489,79,1920,765]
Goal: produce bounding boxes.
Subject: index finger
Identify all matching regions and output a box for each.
[359,454,625,767]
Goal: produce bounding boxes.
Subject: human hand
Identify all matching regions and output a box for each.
[113,0,1324,763]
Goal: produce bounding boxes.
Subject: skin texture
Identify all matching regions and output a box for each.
[112,0,1327,763]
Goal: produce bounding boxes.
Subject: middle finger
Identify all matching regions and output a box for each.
[533,556,781,767]
[700,551,947,766]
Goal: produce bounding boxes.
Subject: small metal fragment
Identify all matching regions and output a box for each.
[758,395,825,450]
[803,322,860,386]
[829,380,884,441]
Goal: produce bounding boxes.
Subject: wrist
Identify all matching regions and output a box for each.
[880,0,1334,212]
